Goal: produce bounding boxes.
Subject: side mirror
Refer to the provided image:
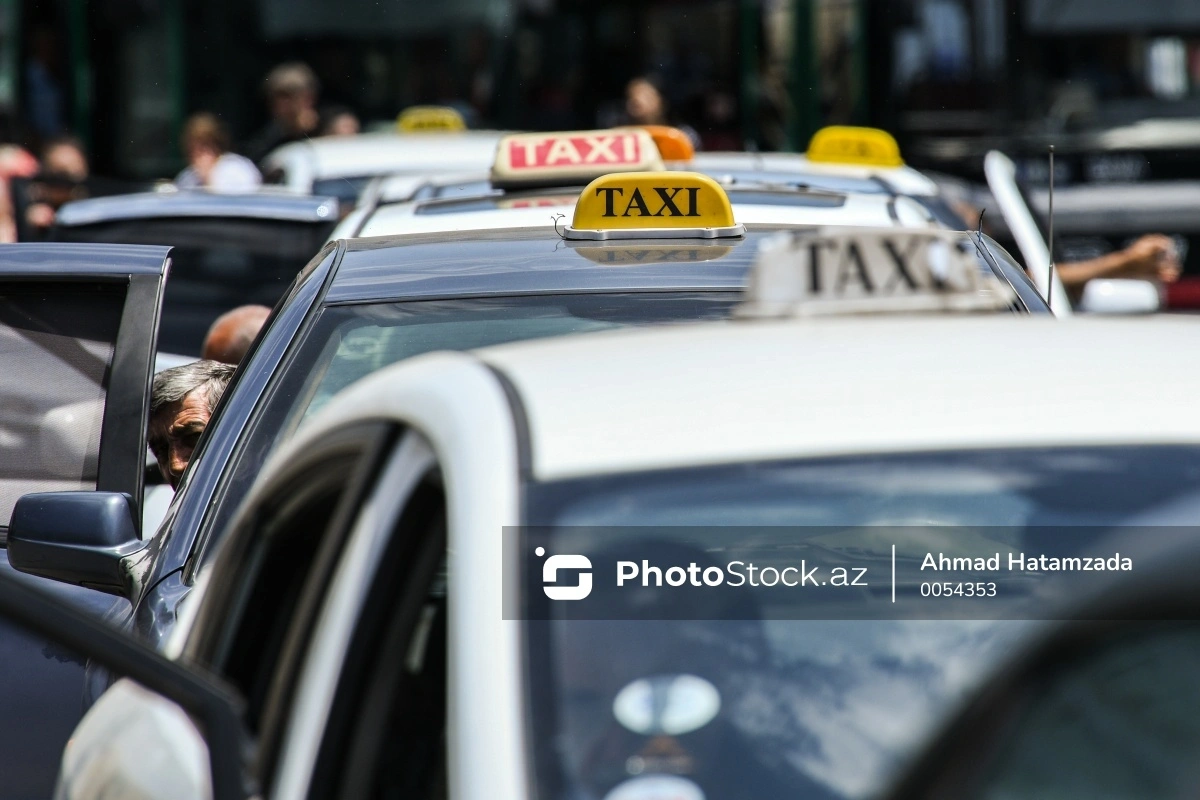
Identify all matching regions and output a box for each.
[0,570,248,800]
[886,559,1200,799]
[8,492,147,598]
[1078,278,1161,314]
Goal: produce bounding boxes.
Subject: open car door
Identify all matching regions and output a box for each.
[0,242,169,798]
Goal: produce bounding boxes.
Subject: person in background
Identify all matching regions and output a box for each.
[176,113,262,193]
[148,361,235,490]
[24,135,88,233]
[0,144,41,241]
[202,304,272,365]
[622,76,701,149]
[244,62,323,164]
[321,106,361,136]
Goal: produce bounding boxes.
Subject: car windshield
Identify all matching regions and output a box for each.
[197,292,739,555]
[286,293,739,431]
[313,176,374,206]
[522,446,1200,800]
[53,217,334,355]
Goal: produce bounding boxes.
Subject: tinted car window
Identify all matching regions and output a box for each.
[197,293,738,564]
[0,283,124,529]
[52,217,334,355]
[523,446,1200,800]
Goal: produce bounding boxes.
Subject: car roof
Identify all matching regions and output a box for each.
[0,242,172,275]
[690,151,941,196]
[261,131,506,186]
[352,189,936,238]
[471,316,1200,480]
[328,221,978,304]
[331,225,774,303]
[54,190,339,226]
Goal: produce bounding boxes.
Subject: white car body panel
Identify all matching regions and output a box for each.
[262,131,505,194]
[983,150,1072,315]
[690,151,941,196]
[355,192,935,238]
[254,353,526,800]
[477,316,1200,481]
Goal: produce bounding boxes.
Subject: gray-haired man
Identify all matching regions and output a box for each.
[147,360,235,489]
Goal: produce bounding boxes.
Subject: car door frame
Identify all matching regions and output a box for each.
[252,353,525,800]
[0,242,170,535]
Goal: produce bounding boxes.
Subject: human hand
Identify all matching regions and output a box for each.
[1118,234,1182,283]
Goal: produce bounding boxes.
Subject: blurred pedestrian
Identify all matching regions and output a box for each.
[625,77,669,126]
[244,62,323,163]
[41,136,88,180]
[0,144,39,242]
[322,106,361,137]
[202,304,272,365]
[176,113,262,193]
[24,136,87,234]
[148,360,235,490]
[622,76,701,150]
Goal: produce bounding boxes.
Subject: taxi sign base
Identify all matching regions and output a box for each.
[562,223,745,241]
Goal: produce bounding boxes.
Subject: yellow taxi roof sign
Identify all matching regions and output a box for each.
[806,126,904,168]
[491,129,664,189]
[564,171,744,241]
[397,106,467,133]
[629,125,695,162]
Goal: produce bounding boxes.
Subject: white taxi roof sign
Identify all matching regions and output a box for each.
[806,125,904,168]
[397,106,467,132]
[491,129,664,189]
[564,171,744,241]
[737,228,1015,317]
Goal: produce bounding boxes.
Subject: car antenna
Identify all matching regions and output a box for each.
[1047,144,1055,312]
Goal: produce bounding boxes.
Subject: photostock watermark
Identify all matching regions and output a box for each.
[503,526,1176,622]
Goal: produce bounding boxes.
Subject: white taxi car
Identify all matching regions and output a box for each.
[260,107,506,207]
[53,225,1191,800]
[332,127,958,240]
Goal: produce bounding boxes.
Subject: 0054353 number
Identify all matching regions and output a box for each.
[920,582,997,598]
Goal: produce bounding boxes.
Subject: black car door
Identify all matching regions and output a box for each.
[0,242,168,798]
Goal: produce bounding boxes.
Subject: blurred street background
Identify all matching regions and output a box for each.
[5,0,1199,180]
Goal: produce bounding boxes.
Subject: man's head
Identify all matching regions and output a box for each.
[202,304,271,365]
[264,62,319,133]
[148,361,235,489]
[41,136,88,181]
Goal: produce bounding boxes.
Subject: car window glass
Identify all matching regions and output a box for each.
[976,625,1200,799]
[210,449,362,733]
[52,218,334,355]
[196,292,737,567]
[307,477,448,800]
[0,283,124,532]
[524,446,1200,800]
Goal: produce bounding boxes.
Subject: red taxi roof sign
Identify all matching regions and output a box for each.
[806,126,904,168]
[491,129,664,189]
[564,171,743,241]
[737,228,1015,317]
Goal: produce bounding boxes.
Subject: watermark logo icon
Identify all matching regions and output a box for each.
[538,546,592,600]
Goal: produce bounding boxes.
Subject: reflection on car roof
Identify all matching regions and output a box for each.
[55,190,340,226]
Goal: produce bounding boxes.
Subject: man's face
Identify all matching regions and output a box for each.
[147,391,211,490]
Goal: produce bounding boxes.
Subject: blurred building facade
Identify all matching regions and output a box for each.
[7,0,1200,179]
